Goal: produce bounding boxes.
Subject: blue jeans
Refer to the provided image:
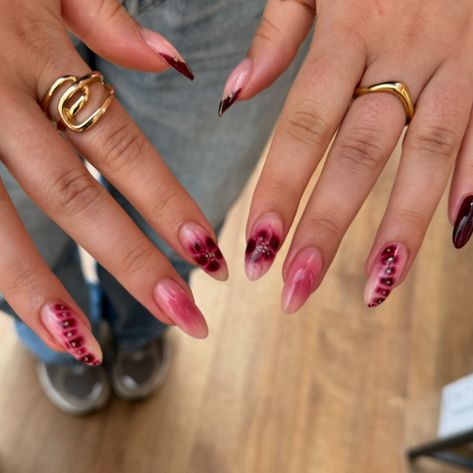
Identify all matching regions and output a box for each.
[0,0,306,364]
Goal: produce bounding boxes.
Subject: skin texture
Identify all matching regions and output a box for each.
[0,0,227,359]
[222,0,473,310]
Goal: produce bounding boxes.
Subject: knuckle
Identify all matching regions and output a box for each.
[254,16,285,49]
[334,126,385,174]
[2,262,41,296]
[99,124,147,175]
[49,168,103,217]
[148,188,182,225]
[282,106,330,148]
[408,123,459,163]
[307,212,343,238]
[120,242,156,276]
[393,208,428,232]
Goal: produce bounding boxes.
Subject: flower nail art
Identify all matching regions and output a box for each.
[40,303,102,366]
[179,223,228,281]
[364,244,408,308]
[245,213,283,281]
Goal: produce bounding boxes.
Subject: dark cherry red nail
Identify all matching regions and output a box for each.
[218,88,241,117]
[453,195,473,249]
[158,53,194,81]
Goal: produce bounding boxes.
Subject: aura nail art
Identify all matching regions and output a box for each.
[245,213,283,281]
[282,248,323,314]
[40,303,102,366]
[179,223,228,281]
[140,28,194,80]
[364,244,408,308]
[153,279,208,339]
[218,58,252,116]
[453,195,473,249]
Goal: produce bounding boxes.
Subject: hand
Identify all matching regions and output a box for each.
[0,0,228,364]
[220,0,473,312]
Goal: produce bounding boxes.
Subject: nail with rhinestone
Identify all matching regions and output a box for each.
[364,244,408,308]
[179,223,228,281]
[245,212,283,281]
[40,302,102,366]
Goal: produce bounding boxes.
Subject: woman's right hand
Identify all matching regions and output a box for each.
[0,0,228,364]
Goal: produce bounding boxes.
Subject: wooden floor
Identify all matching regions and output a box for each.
[1,139,473,473]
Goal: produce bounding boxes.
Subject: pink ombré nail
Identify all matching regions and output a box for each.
[153,279,208,339]
[140,28,194,80]
[364,243,408,308]
[179,223,228,281]
[282,248,323,314]
[245,212,283,281]
[218,58,252,116]
[40,303,102,366]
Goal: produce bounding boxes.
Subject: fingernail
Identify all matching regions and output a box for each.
[40,303,102,366]
[179,223,228,281]
[153,279,208,339]
[218,58,252,116]
[140,28,194,80]
[282,248,323,314]
[245,212,283,281]
[453,195,473,249]
[364,244,408,308]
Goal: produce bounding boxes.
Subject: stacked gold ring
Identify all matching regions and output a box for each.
[42,71,114,133]
[353,81,415,124]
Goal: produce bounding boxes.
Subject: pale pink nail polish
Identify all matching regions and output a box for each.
[364,243,408,308]
[179,223,228,281]
[218,58,252,116]
[153,279,208,339]
[282,248,323,314]
[245,212,283,281]
[40,303,102,366]
[140,28,194,80]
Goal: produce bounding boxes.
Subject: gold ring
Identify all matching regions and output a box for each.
[42,72,114,133]
[354,82,415,124]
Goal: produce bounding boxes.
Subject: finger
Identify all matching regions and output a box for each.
[63,0,194,79]
[365,61,473,308]
[0,178,102,364]
[244,29,366,280]
[218,0,315,115]
[1,93,208,339]
[37,59,228,282]
[280,92,406,313]
[449,107,473,248]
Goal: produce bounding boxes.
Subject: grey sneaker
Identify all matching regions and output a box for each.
[36,362,111,416]
[111,334,171,401]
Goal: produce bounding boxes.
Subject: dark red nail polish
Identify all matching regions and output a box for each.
[218,89,241,117]
[158,53,195,81]
[453,195,473,249]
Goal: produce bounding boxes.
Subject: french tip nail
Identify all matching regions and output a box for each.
[218,89,242,117]
[158,53,195,80]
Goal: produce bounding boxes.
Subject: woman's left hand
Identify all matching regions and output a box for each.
[220,0,473,312]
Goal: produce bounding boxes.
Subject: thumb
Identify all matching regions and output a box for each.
[62,0,194,79]
[218,0,315,116]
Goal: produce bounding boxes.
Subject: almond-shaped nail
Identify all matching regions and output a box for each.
[282,247,323,314]
[153,279,208,339]
[245,212,283,281]
[218,58,252,116]
[364,244,408,308]
[179,223,228,281]
[40,303,102,366]
[453,195,473,249]
[140,28,194,80]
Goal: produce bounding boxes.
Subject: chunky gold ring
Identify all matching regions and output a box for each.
[42,72,114,133]
[354,82,415,124]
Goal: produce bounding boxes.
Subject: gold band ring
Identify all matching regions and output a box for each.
[354,82,415,124]
[42,72,114,133]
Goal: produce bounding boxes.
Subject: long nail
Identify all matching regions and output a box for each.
[218,58,252,116]
[140,28,194,80]
[282,248,323,314]
[364,244,408,308]
[40,303,102,366]
[153,279,208,339]
[179,223,228,281]
[453,195,473,249]
[245,212,283,281]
